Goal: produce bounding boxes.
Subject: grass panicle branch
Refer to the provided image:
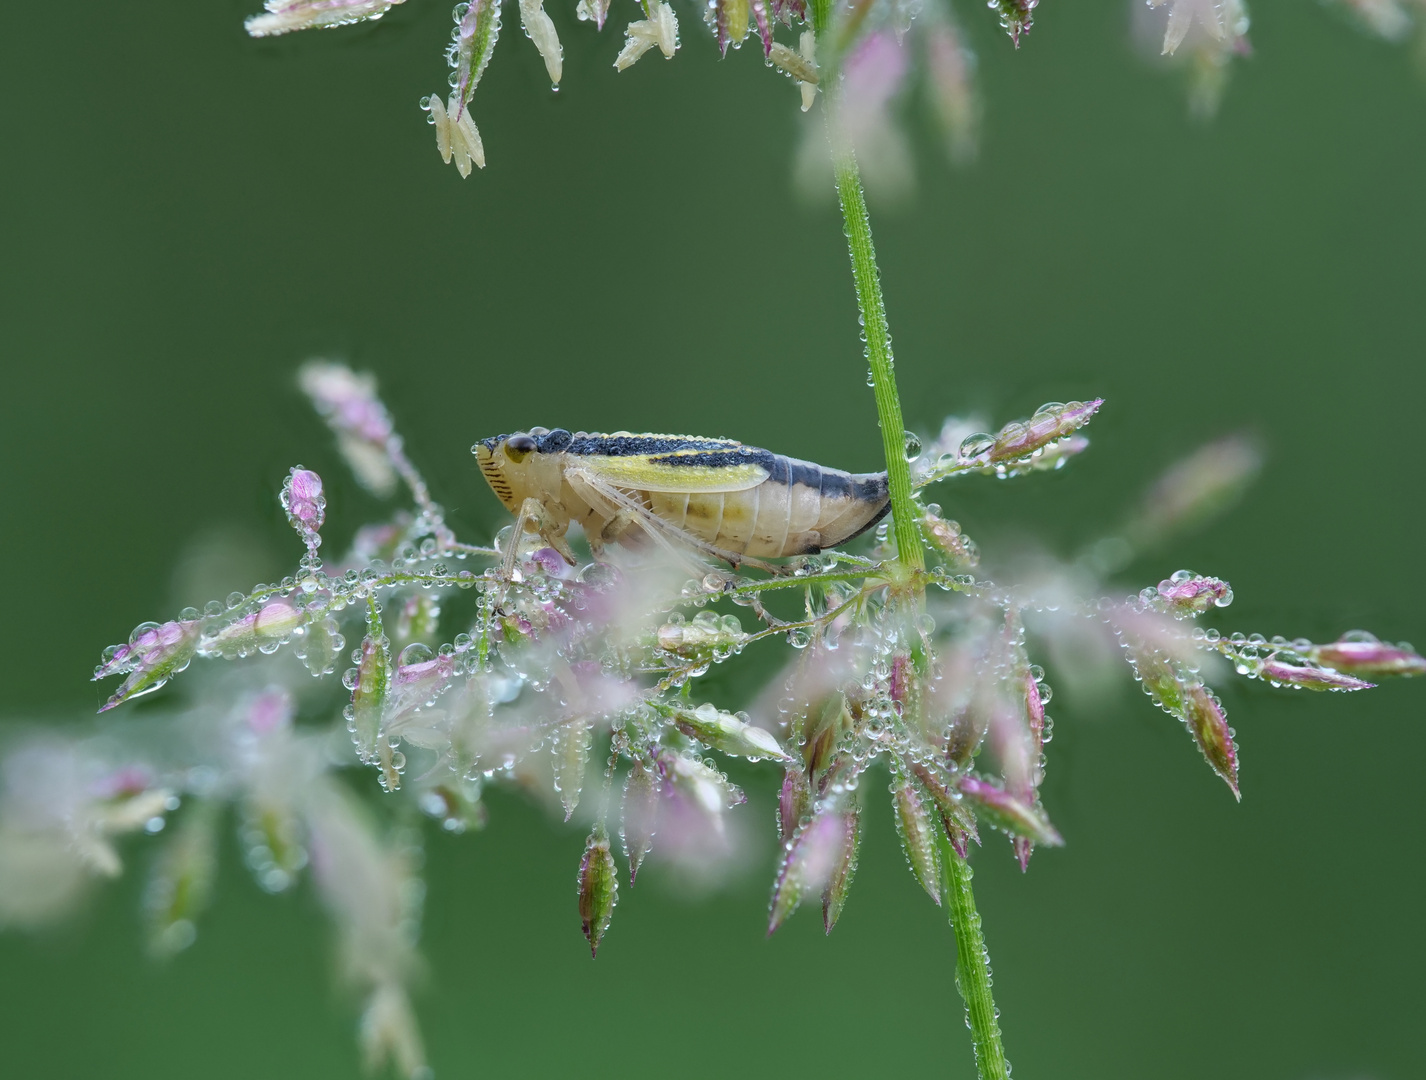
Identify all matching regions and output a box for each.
[7,354,1415,1078]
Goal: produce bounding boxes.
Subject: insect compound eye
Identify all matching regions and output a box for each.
[504,433,538,462]
[538,428,572,453]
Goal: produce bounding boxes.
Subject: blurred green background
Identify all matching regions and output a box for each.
[2,1,1423,1077]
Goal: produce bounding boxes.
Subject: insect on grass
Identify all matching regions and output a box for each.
[474,428,892,573]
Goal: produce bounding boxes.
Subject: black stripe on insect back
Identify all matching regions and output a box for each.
[581,435,743,459]
[479,432,740,457]
[764,453,789,487]
[788,458,824,490]
[645,446,775,469]
[789,457,888,502]
[854,473,890,502]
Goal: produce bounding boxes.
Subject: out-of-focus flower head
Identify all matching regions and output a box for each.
[245,0,405,36]
[1330,0,1418,43]
[924,16,980,165]
[1085,432,1261,576]
[1134,0,1253,118]
[824,30,915,199]
[0,741,173,926]
[298,362,399,496]
[1130,432,1261,539]
[797,3,992,202]
[307,790,427,1078]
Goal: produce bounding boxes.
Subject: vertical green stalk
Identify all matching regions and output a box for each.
[943,839,1011,1080]
[827,93,1009,1080]
[830,148,924,574]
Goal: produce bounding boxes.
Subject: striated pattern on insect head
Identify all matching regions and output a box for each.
[8,361,1415,1076]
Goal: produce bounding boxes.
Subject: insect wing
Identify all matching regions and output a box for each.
[577,454,769,494]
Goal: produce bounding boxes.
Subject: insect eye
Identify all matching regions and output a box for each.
[504,434,537,462]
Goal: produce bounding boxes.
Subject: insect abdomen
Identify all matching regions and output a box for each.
[648,455,889,558]
[798,458,891,554]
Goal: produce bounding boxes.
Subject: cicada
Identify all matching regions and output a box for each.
[474,429,890,570]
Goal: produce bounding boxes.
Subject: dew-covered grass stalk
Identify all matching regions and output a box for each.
[829,114,1007,1078]
[829,137,924,576]
[943,837,1010,1080]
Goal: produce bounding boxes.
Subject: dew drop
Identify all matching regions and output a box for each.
[958,433,995,460]
[399,642,434,667]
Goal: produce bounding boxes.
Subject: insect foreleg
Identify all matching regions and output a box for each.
[504,496,577,579]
